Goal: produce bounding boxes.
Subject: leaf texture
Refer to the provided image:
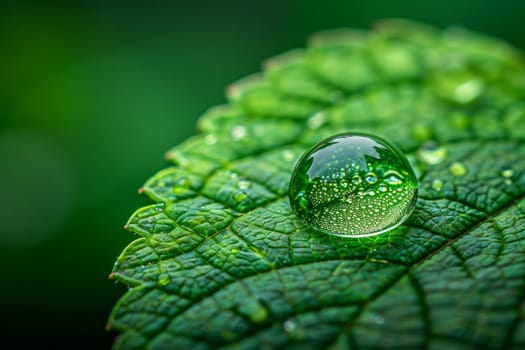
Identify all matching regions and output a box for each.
[108,19,525,350]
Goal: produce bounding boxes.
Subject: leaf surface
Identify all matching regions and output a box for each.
[108,19,525,350]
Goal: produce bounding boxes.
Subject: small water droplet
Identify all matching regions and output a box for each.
[378,185,388,192]
[283,319,297,333]
[453,79,484,104]
[431,179,444,191]
[374,315,385,325]
[449,162,467,176]
[233,192,248,202]
[238,179,251,190]
[282,149,294,161]
[231,125,247,140]
[173,177,191,195]
[501,169,513,178]
[204,134,217,145]
[307,111,327,129]
[417,141,447,165]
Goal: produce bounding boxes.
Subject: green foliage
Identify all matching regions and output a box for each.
[108,19,525,349]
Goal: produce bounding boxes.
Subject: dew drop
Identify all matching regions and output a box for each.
[431,179,444,191]
[231,125,247,140]
[282,149,294,162]
[307,111,327,129]
[501,169,513,178]
[417,141,447,165]
[238,179,251,190]
[449,162,467,176]
[233,192,248,202]
[173,177,191,195]
[204,134,217,145]
[289,132,418,237]
[374,315,385,325]
[283,319,297,333]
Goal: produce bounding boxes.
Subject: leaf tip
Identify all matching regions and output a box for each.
[138,187,144,194]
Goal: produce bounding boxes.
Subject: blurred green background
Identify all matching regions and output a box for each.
[1,0,524,348]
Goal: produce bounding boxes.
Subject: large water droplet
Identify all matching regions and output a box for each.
[289,132,418,237]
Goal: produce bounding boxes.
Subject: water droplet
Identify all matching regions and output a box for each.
[501,169,514,178]
[374,315,385,325]
[449,162,467,176]
[453,79,484,104]
[158,275,171,286]
[307,112,327,129]
[289,132,418,237]
[282,149,294,161]
[431,179,444,191]
[204,134,217,145]
[417,141,447,165]
[231,125,247,140]
[173,177,191,195]
[233,192,247,202]
[283,319,297,333]
[238,179,251,190]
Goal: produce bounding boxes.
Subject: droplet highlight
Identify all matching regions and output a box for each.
[289,132,418,237]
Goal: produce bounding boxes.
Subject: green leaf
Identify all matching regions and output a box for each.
[108,19,525,349]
